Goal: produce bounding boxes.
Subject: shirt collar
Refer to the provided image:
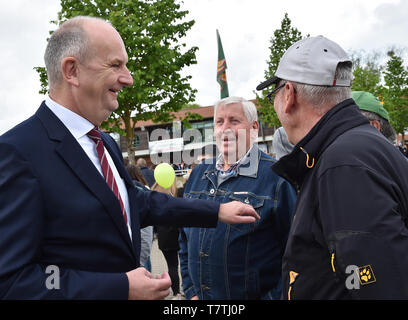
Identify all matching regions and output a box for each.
[45,95,95,140]
[215,144,259,177]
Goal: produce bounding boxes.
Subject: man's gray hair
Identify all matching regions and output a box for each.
[44,16,106,90]
[290,62,353,115]
[360,110,397,143]
[214,96,258,123]
[136,158,147,167]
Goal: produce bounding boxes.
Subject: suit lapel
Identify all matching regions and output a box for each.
[36,103,135,257]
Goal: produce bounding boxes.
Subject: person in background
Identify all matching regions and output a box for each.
[352,91,396,143]
[175,179,185,198]
[179,96,297,300]
[402,144,408,157]
[184,145,218,182]
[126,164,153,271]
[151,181,183,300]
[272,127,294,160]
[257,35,408,299]
[136,158,155,187]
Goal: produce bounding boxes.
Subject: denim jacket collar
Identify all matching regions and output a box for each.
[203,144,261,181]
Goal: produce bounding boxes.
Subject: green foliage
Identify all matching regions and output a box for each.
[36,0,200,163]
[257,13,306,127]
[379,50,408,140]
[33,67,49,95]
[180,111,204,129]
[59,0,197,122]
[352,66,381,93]
[350,50,382,94]
[264,13,303,81]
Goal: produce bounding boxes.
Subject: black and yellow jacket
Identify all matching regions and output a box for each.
[273,99,408,299]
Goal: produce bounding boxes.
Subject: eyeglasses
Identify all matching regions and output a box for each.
[267,82,286,104]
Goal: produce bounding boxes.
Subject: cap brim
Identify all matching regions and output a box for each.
[256,76,280,91]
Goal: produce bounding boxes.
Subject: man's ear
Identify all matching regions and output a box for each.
[252,120,259,131]
[61,57,79,87]
[249,120,259,143]
[282,82,296,115]
[370,119,381,132]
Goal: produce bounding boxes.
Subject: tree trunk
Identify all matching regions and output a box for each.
[123,111,136,165]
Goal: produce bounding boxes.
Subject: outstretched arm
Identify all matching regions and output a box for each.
[218,201,260,224]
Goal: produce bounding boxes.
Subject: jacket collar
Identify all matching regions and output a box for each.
[204,144,261,179]
[35,101,69,142]
[272,99,369,190]
[237,144,260,178]
[44,96,94,140]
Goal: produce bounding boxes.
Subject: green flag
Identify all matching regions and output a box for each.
[216,29,229,99]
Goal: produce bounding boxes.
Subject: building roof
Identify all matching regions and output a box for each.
[133,105,215,128]
[131,99,259,128]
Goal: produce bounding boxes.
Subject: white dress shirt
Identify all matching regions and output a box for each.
[44,96,132,240]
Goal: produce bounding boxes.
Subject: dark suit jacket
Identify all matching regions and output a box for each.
[0,102,219,299]
[140,166,155,188]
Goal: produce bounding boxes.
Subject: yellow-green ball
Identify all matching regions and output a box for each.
[154,163,175,189]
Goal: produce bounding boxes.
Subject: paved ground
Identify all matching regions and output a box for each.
[150,237,185,300]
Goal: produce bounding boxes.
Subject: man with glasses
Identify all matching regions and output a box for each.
[257,35,408,299]
[266,82,288,103]
[179,96,296,300]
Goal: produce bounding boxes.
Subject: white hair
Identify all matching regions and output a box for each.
[289,62,353,115]
[44,16,107,90]
[214,96,258,123]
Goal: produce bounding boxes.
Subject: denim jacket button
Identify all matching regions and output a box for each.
[244,197,250,204]
[209,188,215,195]
[199,251,209,258]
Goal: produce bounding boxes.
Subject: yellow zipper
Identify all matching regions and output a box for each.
[331,253,336,273]
[288,271,299,300]
[288,286,293,300]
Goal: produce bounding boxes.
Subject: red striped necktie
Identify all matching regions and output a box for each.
[87,128,128,225]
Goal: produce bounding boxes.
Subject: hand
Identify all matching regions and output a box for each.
[191,295,199,300]
[218,201,260,224]
[126,267,171,300]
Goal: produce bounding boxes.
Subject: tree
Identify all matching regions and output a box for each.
[35,0,199,164]
[350,50,383,95]
[256,13,306,127]
[380,50,408,144]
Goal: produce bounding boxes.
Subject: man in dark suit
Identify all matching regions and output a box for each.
[0,16,258,300]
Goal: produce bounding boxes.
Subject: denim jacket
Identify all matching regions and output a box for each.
[179,145,297,300]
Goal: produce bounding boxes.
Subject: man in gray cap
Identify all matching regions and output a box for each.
[257,35,408,299]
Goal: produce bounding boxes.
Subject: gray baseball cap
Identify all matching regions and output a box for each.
[256,35,352,90]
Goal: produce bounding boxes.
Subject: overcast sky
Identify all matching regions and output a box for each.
[1,0,407,134]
